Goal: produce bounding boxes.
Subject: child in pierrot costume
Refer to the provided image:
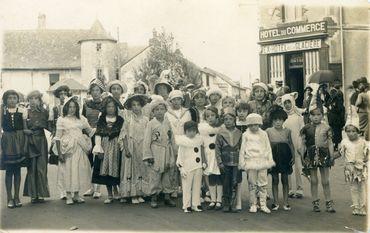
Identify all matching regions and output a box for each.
[176,121,207,213]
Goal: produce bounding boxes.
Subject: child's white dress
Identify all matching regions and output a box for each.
[55,116,94,193]
[199,122,220,176]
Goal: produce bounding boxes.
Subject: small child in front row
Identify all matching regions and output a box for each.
[266,106,294,211]
[0,90,27,208]
[300,107,336,213]
[176,121,206,213]
[199,107,222,210]
[215,107,243,212]
[234,101,251,211]
[340,117,368,216]
[239,113,275,214]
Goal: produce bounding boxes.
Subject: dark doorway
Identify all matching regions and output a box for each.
[285,53,304,107]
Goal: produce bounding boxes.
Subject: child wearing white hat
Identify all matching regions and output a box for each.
[206,88,223,113]
[165,90,191,136]
[239,113,275,214]
[340,117,368,216]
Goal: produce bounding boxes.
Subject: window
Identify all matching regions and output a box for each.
[49,73,60,86]
[115,69,120,80]
[96,43,102,51]
[206,75,210,86]
[97,69,103,79]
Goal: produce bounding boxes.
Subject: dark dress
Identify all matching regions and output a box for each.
[266,128,293,175]
[93,115,124,186]
[327,89,345,148]
[1,108,27,170]
[23,108,50,198]
[300,123,333,169]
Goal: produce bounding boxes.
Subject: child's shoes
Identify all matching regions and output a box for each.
[283,204,291,211]
[151,195,158,208]
[295,190,304,198]
[192,206,203,212]
[104,198,113,204]
[66,198,74,205]
[325,200,336,213]
[249,204,258,213]
[260,205,271,214]
[207,202,216,210]
[14,198,22,208]
[83,188,94,196]
[7,199,15,209]
[184,207,192,213]
[312,199,321,212]
[137,197,145,203]
[358,207,367,216]
[132,198,140,204]
[215,202,223,210]
[271,204,279,211]
[93,192,101,199]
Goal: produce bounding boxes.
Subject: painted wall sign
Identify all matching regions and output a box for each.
[261,39,322,54]
[259,21,327,41]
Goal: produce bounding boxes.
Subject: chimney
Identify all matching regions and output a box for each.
[38,13,46,29]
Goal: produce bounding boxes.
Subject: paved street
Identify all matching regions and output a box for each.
[0,157,367,233]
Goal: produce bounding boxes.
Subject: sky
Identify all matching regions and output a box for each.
[0,0,262,87]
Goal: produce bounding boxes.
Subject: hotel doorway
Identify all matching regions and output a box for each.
[285,53,305,107]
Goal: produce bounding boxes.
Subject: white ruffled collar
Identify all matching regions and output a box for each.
[198,122,219,136]
[175,135,203,147]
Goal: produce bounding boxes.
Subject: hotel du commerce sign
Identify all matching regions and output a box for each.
[259,21,328,42]
[259,21,327,54]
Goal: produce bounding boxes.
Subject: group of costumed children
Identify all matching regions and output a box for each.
[0,75,367,217]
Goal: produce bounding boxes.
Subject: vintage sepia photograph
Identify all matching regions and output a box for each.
[0,0,369,232]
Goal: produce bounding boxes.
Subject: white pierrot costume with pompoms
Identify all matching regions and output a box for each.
[175,135,204,173]
[198,122,221,175]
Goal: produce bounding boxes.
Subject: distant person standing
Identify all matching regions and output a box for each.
[275,80,284,97]
[327,84,345,150]
[355,77,370,140]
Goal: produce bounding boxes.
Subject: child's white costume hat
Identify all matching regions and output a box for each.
[206,87,223,98]
[153,78,173,94]
[134,80,149,93]
[345,114,360,130]
[191,88,207,99]
[245,113,263,126]
[252,82,268,92]
[107,80,128,94]
[62,95,80,109]
[149,95,168,112]
[168,90,184,101]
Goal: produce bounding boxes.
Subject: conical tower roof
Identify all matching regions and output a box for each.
[78,19,116,43]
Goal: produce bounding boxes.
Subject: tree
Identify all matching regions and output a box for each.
[133,28,202,92]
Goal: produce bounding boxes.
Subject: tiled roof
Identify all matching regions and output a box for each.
[78,19,116,43]
[2,29,89,69]
[2,20,144,70]
[202,67,245,89]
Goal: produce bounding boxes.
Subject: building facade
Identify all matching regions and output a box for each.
[201,67,248,99]
[1,15,144,103]
[258,4,369,107]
